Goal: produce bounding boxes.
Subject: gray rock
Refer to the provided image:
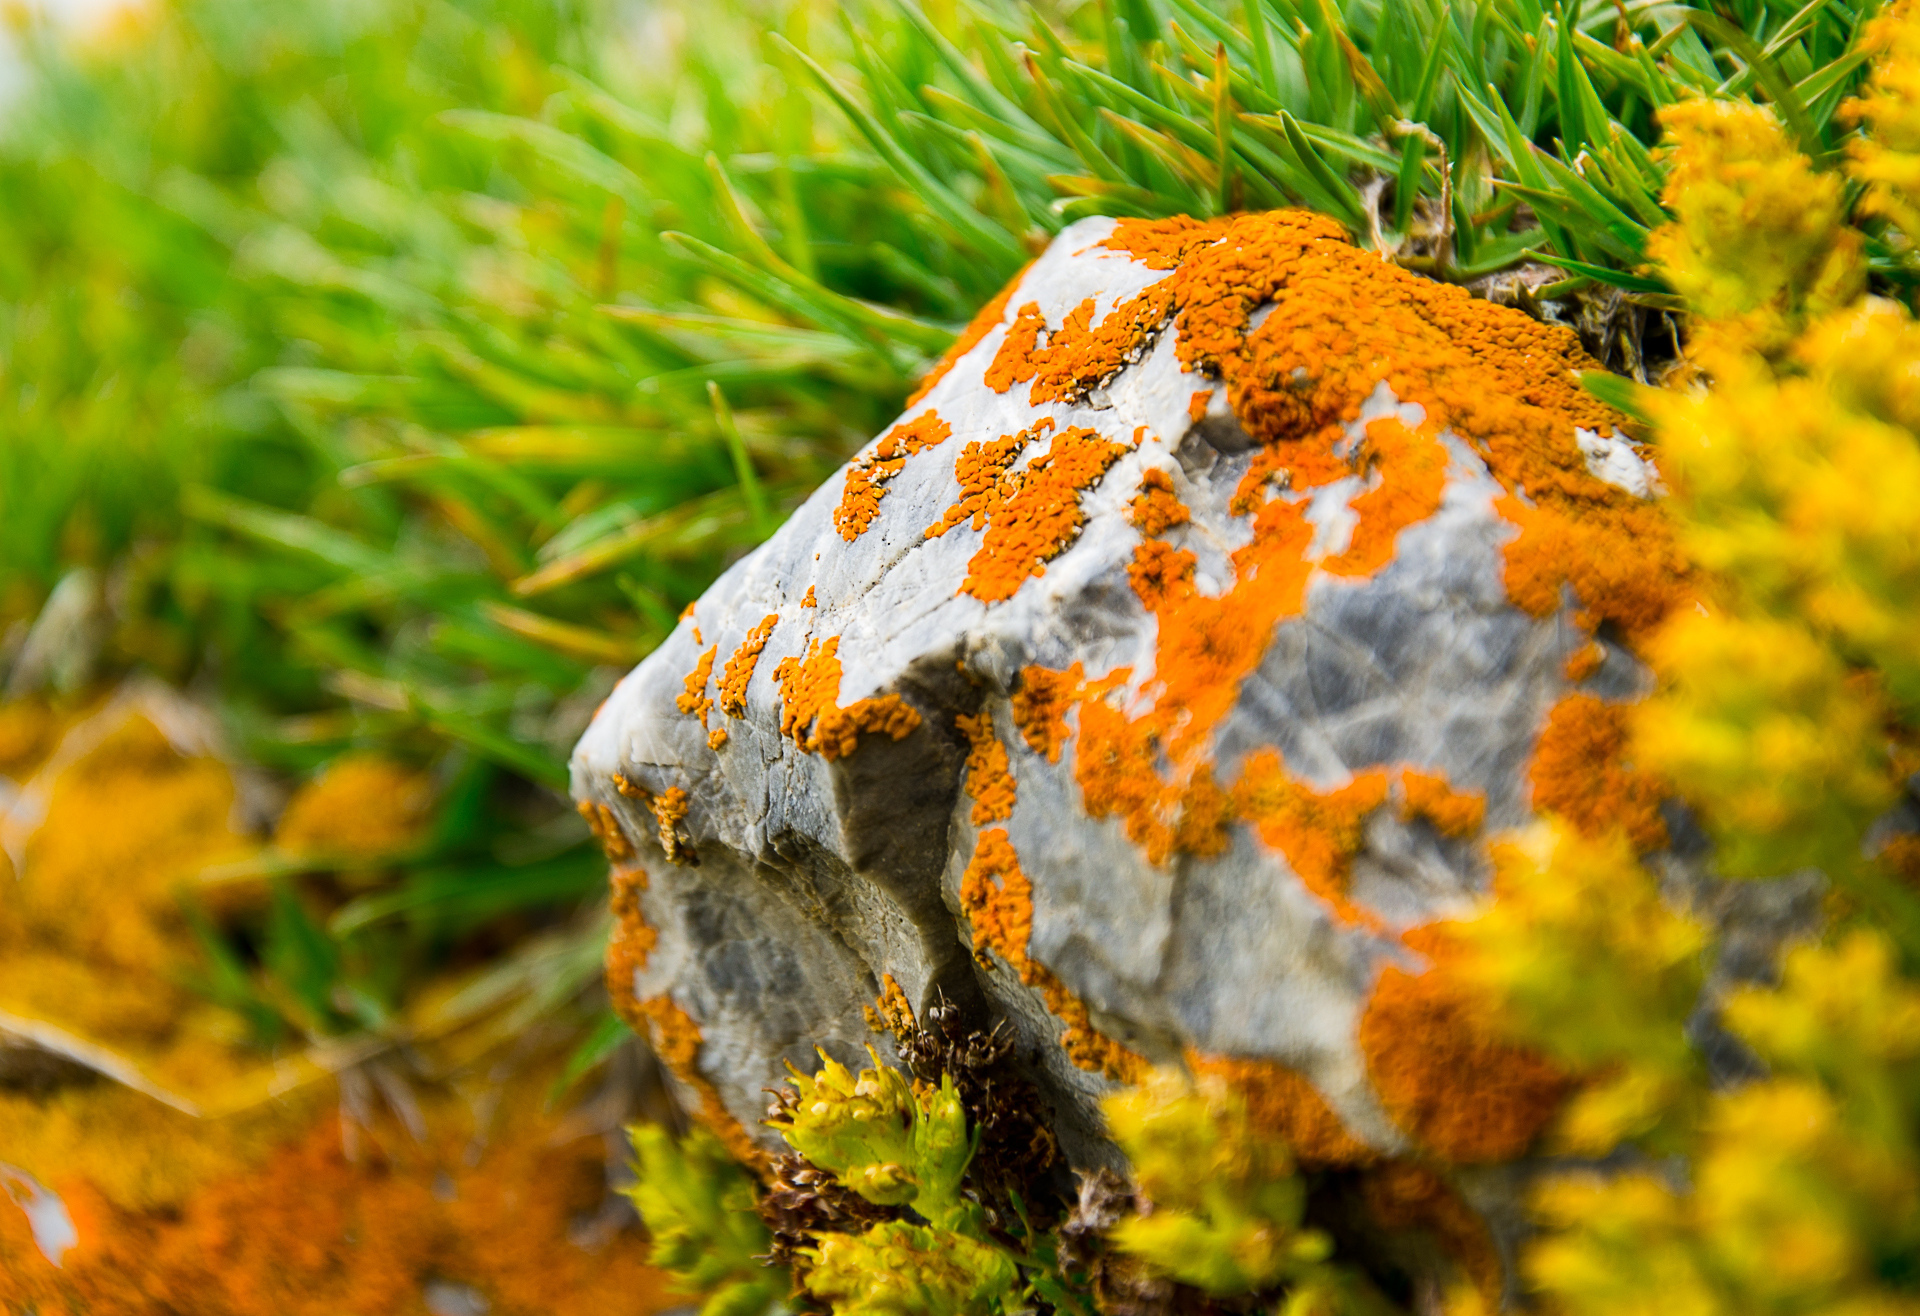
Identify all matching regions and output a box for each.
[572,213,1721,1282]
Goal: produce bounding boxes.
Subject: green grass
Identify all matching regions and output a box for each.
[1,0,1901,1085]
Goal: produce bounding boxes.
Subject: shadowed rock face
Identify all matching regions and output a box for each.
[573,210,1715,1288]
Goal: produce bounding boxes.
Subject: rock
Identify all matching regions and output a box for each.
[573,210,1701,1285]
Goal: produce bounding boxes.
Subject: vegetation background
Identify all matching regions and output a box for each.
[0,0,1916,1311]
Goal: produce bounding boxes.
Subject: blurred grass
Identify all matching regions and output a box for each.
[0,0,1900,1090]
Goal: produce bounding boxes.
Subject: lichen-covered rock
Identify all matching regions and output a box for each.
[573,210,1702,1278]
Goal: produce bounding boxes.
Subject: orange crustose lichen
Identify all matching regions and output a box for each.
[1233,751,1390,925]
[958,426,1131,604]
[578,800,634,862]
[800,585,816,607]
[718,614,778,719]
[675,644,719,749]
[954,712,1146,1083]
[650,786,696,866]
[1010,663,1082,763]
[605,858,761,1167]
[1129,468,1190,536]
[770,636,921,762]
[1529,693,1670,852]
[1397,768,1487,839]
[833,410,952,543]
[1358,928,1573,1164]
[926,418,1052,540]
[956,711,1015,825]
[908,264,1030,407]
[958,829,1147,1084]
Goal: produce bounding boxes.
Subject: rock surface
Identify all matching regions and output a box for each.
[573,210,1708,1279]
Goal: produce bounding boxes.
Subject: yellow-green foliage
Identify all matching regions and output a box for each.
[1101,1070,1341,1302]
[1451,22,1920,1314]
[623,1124,788,1316]
[769,1048,1017,1315]
[804,1222,1018,1316]
[1455,824,1709,1155]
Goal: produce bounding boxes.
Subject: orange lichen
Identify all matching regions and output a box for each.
[801,586,816,607]
[958,829,1146,1084]
[718,614,778,718]
[970,209,1688,896]
[1129,468,1190,536]
[770,636,922,762]
[864,971,917,1036]
[612,771,648,801]
[1397,768,1487,839]
[956,710,1016,825]
[274,754,432,859]
[1361,1161,1502,1303]
[1358,945,1573,1164]
[1184,1050,1374,1168]
[1234,751,1390,924]
[925,419,1051,540]
[959,426,1131,604]
[674,643,718,747]
[0,1073,676,1316]
[1529,694,1670,852]
[0,711,270,1111]
[1319,419,1449,578]
[1564,638,1606,681]
[606,862,658,1031]
[579,799,635,862]
[604,863,760,1167]
[650,786,696,866]
[1188,390,1210,423]
[982,301,1048,393]
[833,410,952,542]
[908,265,1030,407]
[1010,663,1082,763]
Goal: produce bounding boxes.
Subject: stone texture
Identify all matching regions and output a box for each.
[572,212,1689,1221]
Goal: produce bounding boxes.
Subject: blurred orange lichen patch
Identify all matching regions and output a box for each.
[833,410,952,542]
[959,426,1130,604]
[1359,930,1573,1164]
[579,799,635,862]
[1398,769,1486,840]
[1319,419,1449,579]
[0,709,271,1110]
[908,266,1028,407]
[1529,694,1670,852]
[718,614,778,717]
[1184,1050,1374,1168]
[1010,663,1081,763]
[770,636,921,762]
[1235,752,1390,925]
[0,1069,675,1316]
[1129,468,1189,536]
[275,754,433,860]
[956,711,1015,825]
